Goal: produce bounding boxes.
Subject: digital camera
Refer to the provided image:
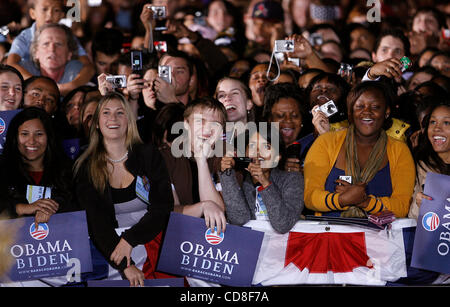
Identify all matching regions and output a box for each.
[318,100,338,117]
[338,63,353,75]
[0,26,9,36]
[158,65,172,84]
[148,5,166,19]
[309,33,323,46]
[234,157,264,170]
[154,41,167,53]
[106,75,127,88]
[234,157,251,170]
[274,40,294,53]
[443,29,450,40]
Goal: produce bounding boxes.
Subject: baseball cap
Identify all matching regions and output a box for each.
[252,0,284,22]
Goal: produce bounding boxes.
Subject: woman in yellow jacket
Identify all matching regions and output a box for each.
[304,81,415,218]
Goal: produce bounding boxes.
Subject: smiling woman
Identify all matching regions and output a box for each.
[409,98,450,219]
[215,77,253,124]
[219,124,304,234]
[304,81,415,218]
[73,92,174,286]
[0,64,24,111]
[0,107,77,222]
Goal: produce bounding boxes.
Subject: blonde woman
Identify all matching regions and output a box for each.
[74,92,173,286]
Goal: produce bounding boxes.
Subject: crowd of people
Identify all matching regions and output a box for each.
[0,0,449,286]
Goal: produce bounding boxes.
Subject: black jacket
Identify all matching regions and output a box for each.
[0,156,78,218]
[74,143,174,271]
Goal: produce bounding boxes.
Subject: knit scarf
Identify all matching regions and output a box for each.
[341,125,387,218]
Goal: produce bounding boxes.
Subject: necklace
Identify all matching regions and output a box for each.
[106,150,128,163]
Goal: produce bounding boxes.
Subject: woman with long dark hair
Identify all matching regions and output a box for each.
[0,107,77,222]
[219,124,304,234]
[409,98,450,219]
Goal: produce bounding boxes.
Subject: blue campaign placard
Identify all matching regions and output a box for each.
[411,172,450,274]
[156,212,264,287]
[87,278,185,287]
[0,109,21,154]
[1,211,93,281]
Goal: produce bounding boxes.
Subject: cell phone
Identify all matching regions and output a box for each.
[368,210,395,228]
[286,143,301,160]
[131,50,143,77]
[400,56,412,72]
[339,175,352,184]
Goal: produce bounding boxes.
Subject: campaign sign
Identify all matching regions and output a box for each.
[87,278,185,287]
[157,212,264,286]
[1,211,92,281]
[411,172,450,274]
[0,109,21,154]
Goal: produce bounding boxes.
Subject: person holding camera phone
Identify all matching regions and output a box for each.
[285,33,334,73]
[303,81,415,218]
[306,72,350,135]
[363,29,410,85]
[219,125,304,234]
[153,51,193,106]
[263,82,309,174]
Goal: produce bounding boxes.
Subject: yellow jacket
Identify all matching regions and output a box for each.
[330,118,410,142]
[303,129,415,217]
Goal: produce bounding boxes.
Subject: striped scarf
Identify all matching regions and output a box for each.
[341,125,387,218]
